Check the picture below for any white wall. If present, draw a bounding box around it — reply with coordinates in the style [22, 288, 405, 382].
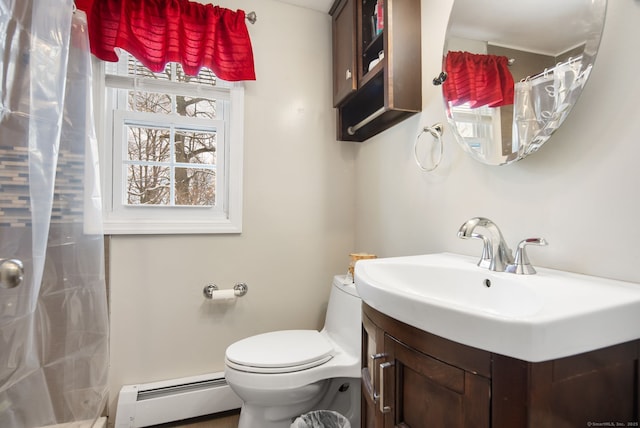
[355, 0, 640, 285]
[106, 0, 356, 421]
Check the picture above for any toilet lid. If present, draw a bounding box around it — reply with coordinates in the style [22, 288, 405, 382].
[225, 330, 334, 374]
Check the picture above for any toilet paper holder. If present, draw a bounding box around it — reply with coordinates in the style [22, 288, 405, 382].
[203, 282, 249, 299]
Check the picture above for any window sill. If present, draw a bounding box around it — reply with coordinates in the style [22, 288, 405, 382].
[103, 218, 242, 235]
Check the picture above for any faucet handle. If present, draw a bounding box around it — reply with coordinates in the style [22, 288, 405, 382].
[505, 238, 548, 275]
[470, 233, 491, 269]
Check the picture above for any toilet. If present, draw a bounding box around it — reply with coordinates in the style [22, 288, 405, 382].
[224, 275, 362, 428]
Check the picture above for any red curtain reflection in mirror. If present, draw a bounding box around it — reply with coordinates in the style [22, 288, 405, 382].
[76, 0, 255, 81]
[443, 51, 513, 108]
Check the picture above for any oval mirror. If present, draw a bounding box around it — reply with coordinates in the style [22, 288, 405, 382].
[439, 0, 607, 165]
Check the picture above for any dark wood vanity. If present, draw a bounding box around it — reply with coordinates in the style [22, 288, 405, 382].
[361, 303, 640, 427]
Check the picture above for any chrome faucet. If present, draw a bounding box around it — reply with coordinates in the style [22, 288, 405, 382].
[457, 217, 514, 272]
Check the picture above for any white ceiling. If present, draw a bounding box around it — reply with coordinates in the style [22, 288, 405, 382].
[274, 0, 333, 13]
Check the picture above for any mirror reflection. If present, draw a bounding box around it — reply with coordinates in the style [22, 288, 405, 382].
[441, 0, 607, 165]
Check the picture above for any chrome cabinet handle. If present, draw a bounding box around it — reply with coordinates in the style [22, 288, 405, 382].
[379, 361, 395, 414]
[0, 258, 24, 289]
[367, 353, 386, 402]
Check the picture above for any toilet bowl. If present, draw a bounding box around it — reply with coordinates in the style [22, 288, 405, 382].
[224, 275, 362, 428]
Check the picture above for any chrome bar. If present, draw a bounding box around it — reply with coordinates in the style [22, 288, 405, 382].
[203, 282, 249, 299]
[347, 107, 386, 136]
[368, 353, 387, 402]
[524, 55, 583, 81]
[379, 361, 394, 414]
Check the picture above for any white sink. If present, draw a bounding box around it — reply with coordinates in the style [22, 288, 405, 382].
[354, 252, 640, 362]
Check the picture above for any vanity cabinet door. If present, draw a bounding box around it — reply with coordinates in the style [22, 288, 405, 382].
[381, 336, 491, 428]
[361, 312, 385, 428]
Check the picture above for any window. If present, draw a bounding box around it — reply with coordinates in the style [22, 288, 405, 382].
[99, 52, 243, 234]
[448, 103, 502, 153]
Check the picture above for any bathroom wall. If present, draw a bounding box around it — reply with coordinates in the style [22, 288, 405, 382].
[107, 0, 640, 425]
[106, 0, 356, 424]
[355, 0, 640, 285]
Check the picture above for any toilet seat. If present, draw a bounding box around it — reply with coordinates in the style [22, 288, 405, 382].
[225, 330, 335, 374]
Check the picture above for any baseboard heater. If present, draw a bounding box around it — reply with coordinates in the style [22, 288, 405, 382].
[114, 372, 242, 427]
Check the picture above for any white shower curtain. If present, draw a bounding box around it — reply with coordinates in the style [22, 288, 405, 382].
[512, 57, 592, 157]
[0, 1, 109, 426]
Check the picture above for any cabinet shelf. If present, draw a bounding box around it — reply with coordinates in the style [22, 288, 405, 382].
[363, 31, 383, 58]
[359, 59, 383, 88]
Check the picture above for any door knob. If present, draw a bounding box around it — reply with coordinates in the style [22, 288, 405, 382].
[0, 259, 24, 289]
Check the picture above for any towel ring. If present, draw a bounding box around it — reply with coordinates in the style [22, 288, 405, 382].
[414, 123, 444, 172]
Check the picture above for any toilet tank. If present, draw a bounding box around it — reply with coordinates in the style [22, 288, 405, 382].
[322, 275, 362, 359]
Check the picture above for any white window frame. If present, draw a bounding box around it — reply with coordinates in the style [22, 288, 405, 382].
[449, 103, 502, 152]
[94, 58, 244, 235]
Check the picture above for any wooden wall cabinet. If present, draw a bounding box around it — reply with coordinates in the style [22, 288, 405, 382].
[331, 0, 357, 106]
[362, 304, 640, 427]
[329, 0, 422, 142]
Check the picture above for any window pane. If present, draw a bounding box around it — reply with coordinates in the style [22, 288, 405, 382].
[127, 91, 217, 118]
[181, 96, 217, 119]
[127, 165, 170, 205]
[128, 90, 172, 114]
[126, 126, 170, 162]
[174, 130, 216, 165]
[175, 168, 215, 206]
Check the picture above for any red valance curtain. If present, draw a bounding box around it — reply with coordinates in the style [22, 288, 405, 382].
[443, 51, 513, 108]
[76, 0, 256, 81]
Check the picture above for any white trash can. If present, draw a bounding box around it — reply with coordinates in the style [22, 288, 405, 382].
[290, 410, 351, 428]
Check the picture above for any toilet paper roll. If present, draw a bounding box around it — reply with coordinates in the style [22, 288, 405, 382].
[211, 289, 236, 302]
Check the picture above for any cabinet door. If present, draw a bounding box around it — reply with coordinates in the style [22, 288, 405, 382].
[331, 0, 357, 106]
[361, 312, 385, 428]
[381, 336, 491, 428]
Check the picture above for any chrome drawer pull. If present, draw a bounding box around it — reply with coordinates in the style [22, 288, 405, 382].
[379, 361, 395, 414]
[368, 353, 386, 402]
